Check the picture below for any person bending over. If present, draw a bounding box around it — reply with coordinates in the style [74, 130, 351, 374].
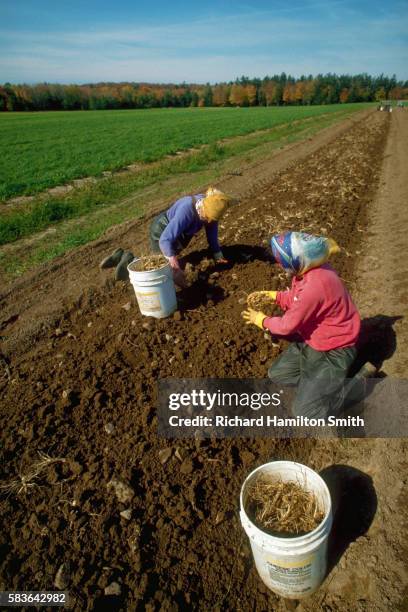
[242, 231, 375, 419]
[149, 187, 231, 287]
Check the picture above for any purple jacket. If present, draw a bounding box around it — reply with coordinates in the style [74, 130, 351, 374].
[159, 194, 220, 257]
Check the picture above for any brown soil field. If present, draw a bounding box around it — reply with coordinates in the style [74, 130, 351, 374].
[1, 110, 407, 611]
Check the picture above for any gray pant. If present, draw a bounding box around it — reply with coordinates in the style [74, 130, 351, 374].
[268, 342, 364, 419]
[149, 211, 192, 255]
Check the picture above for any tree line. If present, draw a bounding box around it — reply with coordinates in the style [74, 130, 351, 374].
[1, 73, 407, 112]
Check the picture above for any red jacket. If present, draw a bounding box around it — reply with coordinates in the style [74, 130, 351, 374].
[263, 264, 360, 351]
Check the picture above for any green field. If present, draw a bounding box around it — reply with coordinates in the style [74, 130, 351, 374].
[0, 104, 369, 200]
[0, 103, 373, 280]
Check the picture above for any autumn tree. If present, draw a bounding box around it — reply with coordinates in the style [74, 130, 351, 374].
[283, 82, 296, 105]
[302, 79, 316, 105]
[212, 84, 229, 106]
[245, 84, 257, 106]
[1, 73, 406, 111]
[339, 88, 349, 103]
[388, 86, 403, 101]
[229, 84, 246, 106]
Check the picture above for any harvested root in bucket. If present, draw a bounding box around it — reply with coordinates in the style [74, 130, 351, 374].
[246, 476, 324, 536]
[130, 254, 167, 272]
[247, 293, 279, 316]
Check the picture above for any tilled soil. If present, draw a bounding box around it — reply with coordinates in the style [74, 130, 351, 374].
[0, 111, 403, 611]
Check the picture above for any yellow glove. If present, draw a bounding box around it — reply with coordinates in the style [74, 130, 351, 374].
[242, 308, 267, 329]
[248, 290, 277, 302]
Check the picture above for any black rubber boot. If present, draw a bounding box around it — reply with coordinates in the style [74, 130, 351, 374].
[115, 251, 135, 281]
[100, 248, 124, 269]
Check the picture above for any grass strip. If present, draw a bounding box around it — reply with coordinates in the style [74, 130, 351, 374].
[0, 108, 364, 247]
[0, 103, 372, 200]
[0, 106, 368, 280]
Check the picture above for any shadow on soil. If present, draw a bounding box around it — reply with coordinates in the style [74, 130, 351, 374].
[320, 464, 377, 575]
[177, 244, 272, 310]
[351, 314, 403, 375]
[183, 243, 273, 267]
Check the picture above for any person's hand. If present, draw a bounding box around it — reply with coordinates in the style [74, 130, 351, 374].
[167, 255, 188, 287]
[248, 290, 277, 302]
[241, 308, 267, 329]
[168, 255, 180, 270]
[213, 250, 228, 265]
[172, 268, 187, 288]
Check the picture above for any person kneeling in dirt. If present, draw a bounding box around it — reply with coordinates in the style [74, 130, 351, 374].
[149, 187, 232, 288]
[242, 231, 376, 419]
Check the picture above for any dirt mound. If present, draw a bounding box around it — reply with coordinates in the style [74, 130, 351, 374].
[0, 113, 394, 610]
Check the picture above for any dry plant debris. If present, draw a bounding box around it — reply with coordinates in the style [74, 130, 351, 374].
[247, 293, 276, 312]
[0, 452, 66, 496]
[130, 254, 168, 272]
[246, 475, 324, 535]
[184, 262, 199, 285]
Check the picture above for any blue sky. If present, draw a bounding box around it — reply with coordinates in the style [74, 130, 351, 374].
[1, 0, 407, 84]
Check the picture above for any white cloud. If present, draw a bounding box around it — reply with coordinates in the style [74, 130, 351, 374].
[0, 8, 407, 82]
[1, 51, 406, 85]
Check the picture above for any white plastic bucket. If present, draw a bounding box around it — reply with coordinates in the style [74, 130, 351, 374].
[127, 257, 177, 318]
[240, 461, 332, 599]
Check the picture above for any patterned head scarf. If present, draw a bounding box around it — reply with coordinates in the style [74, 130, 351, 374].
[271, 231, 340, 275]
